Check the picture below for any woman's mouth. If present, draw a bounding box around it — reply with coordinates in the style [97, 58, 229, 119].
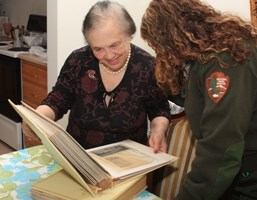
[106, 56, 121, 66]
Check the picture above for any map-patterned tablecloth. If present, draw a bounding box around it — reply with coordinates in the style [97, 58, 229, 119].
[0, 145, 161, 200]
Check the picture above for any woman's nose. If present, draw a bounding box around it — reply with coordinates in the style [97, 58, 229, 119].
[104, 48, 115, 59]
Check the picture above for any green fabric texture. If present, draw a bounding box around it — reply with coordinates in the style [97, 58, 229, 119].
[208, 142, 244, 199]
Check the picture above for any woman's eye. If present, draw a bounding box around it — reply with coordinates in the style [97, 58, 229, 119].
[111, 44, 118, 48]
[111, 42, 121, 49]
[94, 48, 103, 52]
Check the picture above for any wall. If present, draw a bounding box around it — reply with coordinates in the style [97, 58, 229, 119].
[206, 0, 250, 20]
[47, 0, 250, 128]
[47, 0, 251, 81]
[0, 0, 46, 28]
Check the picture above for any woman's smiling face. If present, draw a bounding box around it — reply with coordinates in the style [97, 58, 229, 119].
[86, 18, 131, 71]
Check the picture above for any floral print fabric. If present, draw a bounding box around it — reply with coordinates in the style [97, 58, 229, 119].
[0, 145, 160, 200]
[0, 145, 62, 200]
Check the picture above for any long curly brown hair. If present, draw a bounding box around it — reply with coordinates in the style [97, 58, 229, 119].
[141, 0, 257, 95]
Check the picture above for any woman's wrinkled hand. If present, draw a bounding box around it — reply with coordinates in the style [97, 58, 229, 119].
[22, 121, 42, 145]
[148, 132, 168, 153]
[148, 116, 170, 153]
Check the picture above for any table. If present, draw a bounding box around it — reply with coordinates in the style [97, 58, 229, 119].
[0, 145, 161, 200]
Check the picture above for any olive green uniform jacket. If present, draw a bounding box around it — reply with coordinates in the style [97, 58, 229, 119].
[176, 43, 257, 200]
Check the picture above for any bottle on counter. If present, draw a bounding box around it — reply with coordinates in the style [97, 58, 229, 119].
[13, 27, 21, 47]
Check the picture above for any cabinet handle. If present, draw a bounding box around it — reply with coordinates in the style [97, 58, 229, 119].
[32, 93, 39, 98]
[32, 74, 39, 78]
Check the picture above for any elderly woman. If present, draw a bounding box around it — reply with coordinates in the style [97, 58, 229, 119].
[23, 0, 171, 152]
[141, 0, 257, 199]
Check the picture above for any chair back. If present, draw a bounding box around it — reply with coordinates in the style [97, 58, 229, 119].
[152, 118, 196, 200]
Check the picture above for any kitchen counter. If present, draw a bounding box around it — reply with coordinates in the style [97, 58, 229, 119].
[0, 40, 47, 65]
[0, 48, 47, 66]
[19, 53, 47, 66]
[0, 37, 27, 58]
[0, 44, 28, 58]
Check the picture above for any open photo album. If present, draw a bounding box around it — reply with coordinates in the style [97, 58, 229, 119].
[9, 100, 178, 197]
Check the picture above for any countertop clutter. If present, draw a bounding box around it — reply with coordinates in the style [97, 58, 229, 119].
[0, 34, 47, 61]
[0, 14, 47, 58]
[0, 36, 26, 58]
[0, 35, 47, 61]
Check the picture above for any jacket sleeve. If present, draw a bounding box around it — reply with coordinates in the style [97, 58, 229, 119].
[176, 55, 257, 200]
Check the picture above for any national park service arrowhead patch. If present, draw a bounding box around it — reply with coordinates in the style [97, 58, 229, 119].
[206, 72, 229, 103]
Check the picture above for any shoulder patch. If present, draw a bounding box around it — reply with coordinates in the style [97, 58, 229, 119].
[206, 72, 229, 103]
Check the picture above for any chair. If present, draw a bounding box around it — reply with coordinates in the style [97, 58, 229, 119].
[150, 118, 196, 200]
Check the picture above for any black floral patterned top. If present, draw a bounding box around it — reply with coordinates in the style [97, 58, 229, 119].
[42, 44, 171, 149]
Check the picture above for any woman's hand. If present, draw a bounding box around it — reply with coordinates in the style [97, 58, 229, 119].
[148, 131, 168, 153]
[148, 116, 170, 153]
[21, 105, 55, 146]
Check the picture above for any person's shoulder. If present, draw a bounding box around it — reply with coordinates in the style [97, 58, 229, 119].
[66, 45, 95, 61]
[130, 44, 155, 73]
[72, 45, 92, 55]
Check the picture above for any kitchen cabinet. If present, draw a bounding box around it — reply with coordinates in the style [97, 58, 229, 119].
[21, 59, 47, 108]
[20, 55, 47, 147]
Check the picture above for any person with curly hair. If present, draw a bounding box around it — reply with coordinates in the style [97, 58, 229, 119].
[141, 0, 257, 199]
[22, 0, 171, 153]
